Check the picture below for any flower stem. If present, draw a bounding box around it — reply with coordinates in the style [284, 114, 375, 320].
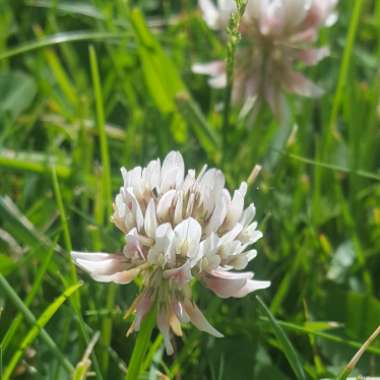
[222, 0, 247, 160]
[125, 308, 157, 380]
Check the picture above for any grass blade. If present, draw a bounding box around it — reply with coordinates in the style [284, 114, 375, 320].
[256, 296, 307, 380]
[89, 45, 112, 219]
[325, 0, 365, 149]
[2, 282, 81, 379]
[0, 149, 71, 178]
[0, 275, 75, 376]
[125, 307, 156, 380]
[72, 331, 101, 380]
[51, 166, 81, 311]
[0, 241, 55, 351]
[89, 44, 114, 374]
[0, 31, 130, 61]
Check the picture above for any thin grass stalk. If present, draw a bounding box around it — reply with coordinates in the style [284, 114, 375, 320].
[0, 274, 74, 374]
[125, 307, 157, 380]
[222, 0, 247, 160]
[52, 165, 81, 311]
[2, 283, 81, 380]
[89, 44, 114, 374]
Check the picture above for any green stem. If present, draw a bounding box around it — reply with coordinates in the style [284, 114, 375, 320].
[222, 0, 247, 161]
[125, 308, 157, 380]
[0, 274, 74, 374]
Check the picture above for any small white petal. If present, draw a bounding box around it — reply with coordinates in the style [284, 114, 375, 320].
[240, 203, 256, 227]
[72, 251, 126, 276]
[161, 151, 185, 192]
[157, 189, 176, 221]
[173, 192, 184, 225]
[199, 0, 220, 28]
[144, 199, 157, 239]
[183, 300, 223, 338]
[157, 310, 174, 355]
[91, 267, 140, 284]
[163, 260, 193, 286]
[232, 279, 271, 298]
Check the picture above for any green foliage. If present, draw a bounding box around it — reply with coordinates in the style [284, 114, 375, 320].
[0, 0, 379, 379]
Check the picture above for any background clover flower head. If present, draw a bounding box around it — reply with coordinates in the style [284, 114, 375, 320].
[194, 0, 338, 115]
[72, 151, 270, 354]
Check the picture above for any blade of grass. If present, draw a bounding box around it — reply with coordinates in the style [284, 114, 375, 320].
[52, 166, 81, 311]
[0, 149, 71, 178]
[89, 44, 114, 374]
[0, 196, 62, 254]
[256, 296, 307, 380]
[2, 282, 81, 380]
[89, 45, 112, 219]
[325, 0, 365, 150]
[0, 241, 55, 351]
[0, 274, 74, 375]
[285, 152, 380, 182]
[222, 0, 247, 160]
[125, 307, 157, 380]
[175, 92, 220, 159]
[336, 326, 380, 380]
[259, 317, 380, 356]
[0, 31, 131, 61]
[34, 25, 78, 108]
[72, 331, 101, 380]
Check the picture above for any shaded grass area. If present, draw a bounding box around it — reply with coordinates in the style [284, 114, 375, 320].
[0, 1, 380, 379]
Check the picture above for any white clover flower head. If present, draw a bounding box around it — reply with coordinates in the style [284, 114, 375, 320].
[194, 0, 338, 115]
[72, 151, 269, 354]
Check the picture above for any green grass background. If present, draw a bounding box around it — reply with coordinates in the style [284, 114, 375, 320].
[0, 0, 379, 379]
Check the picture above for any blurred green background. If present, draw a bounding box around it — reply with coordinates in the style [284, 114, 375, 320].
[0, 0, 379, 379]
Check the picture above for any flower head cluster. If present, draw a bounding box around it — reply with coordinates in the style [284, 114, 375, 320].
[72, 151, 269, 354]
[193, 0, 338, 114]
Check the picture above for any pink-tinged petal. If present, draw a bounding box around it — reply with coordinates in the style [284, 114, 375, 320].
[232, 279, 271, 298]
[192, 61, 225, 76]
[112, 193, 127, 233]
[91, 267, 140, 284]
[144, 199, 157, 239]
[157, 189, 176, 221]
[290, 27, 318, 43]
[297, 47, 330, 66]
[183, 300, 223, 338]
[210, 269, 253, 280]
[199, 0, 220, 28]
[163, 260, 192, 287]
[169, 307, 183, 336]
[72, 251, 126, 276]
[175, 301, 190, 323]
[208, 73, 227, 89]
[202, 271, 250, 298]
[124, 228, 145, 260]
[264, 81, 286, 117]
[283, 70, 323, 98]
[122, 188, 144, 231]
[157, 310, 174, 355]
[134, 293, 153, 330]
[161, 151, 184, 192]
